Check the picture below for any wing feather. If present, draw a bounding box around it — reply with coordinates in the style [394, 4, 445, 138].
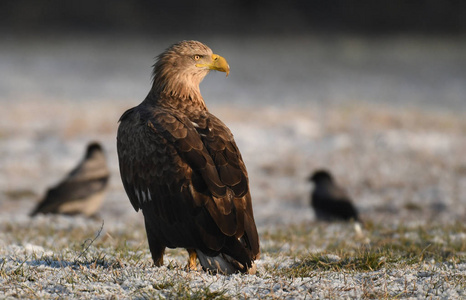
[117, 105, 259, 260]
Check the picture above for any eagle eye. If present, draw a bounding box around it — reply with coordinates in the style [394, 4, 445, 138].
[193, 55, 202, 61]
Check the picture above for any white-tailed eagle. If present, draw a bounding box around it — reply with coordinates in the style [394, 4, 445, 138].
[117, 40, 260, 274]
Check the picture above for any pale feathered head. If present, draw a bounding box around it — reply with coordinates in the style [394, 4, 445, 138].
[151, 40, 229, 99]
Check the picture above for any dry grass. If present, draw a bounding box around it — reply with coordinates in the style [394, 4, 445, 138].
[262, 221, 466, 278]
[1, 202, 465, 298]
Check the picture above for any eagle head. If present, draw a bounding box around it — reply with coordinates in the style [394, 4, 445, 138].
[151, 41, 230, 99]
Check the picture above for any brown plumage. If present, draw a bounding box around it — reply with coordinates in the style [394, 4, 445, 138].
[117, 40, 260, 274]
[309, 170, 360, 222]
[30, 142, 110, 217]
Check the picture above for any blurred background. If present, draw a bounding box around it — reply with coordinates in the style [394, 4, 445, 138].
[2, 0, 466, 35]
[1, 0, 465, 227]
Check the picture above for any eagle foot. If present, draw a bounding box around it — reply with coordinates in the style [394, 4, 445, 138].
[186, 249, 198, 271]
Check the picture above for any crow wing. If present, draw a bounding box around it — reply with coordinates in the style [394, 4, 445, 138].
[30, 162, 109, 215]
[312, 185, 359, 221]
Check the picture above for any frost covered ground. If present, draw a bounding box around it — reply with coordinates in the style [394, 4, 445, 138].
[1, 35, 466, 298]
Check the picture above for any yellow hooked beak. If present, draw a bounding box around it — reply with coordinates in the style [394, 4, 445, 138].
[196, 54, 230, 77]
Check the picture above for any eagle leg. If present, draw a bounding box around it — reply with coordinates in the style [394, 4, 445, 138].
[186, 248, 198, 270]
[153, 253, 164, 267]
[144, 219, 166, 266]
[148, 239, 165, 267]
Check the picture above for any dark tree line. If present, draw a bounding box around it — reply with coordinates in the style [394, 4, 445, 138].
[1, 0, 465, 35]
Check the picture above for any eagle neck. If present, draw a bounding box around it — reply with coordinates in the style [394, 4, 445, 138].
[145, 89, 207, 113]
[147, 55, 211, 112]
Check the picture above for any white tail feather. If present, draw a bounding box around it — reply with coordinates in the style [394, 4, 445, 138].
[196, 251, 257, 275]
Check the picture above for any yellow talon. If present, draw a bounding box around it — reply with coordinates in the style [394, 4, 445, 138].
[187, 249, 198, 270]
